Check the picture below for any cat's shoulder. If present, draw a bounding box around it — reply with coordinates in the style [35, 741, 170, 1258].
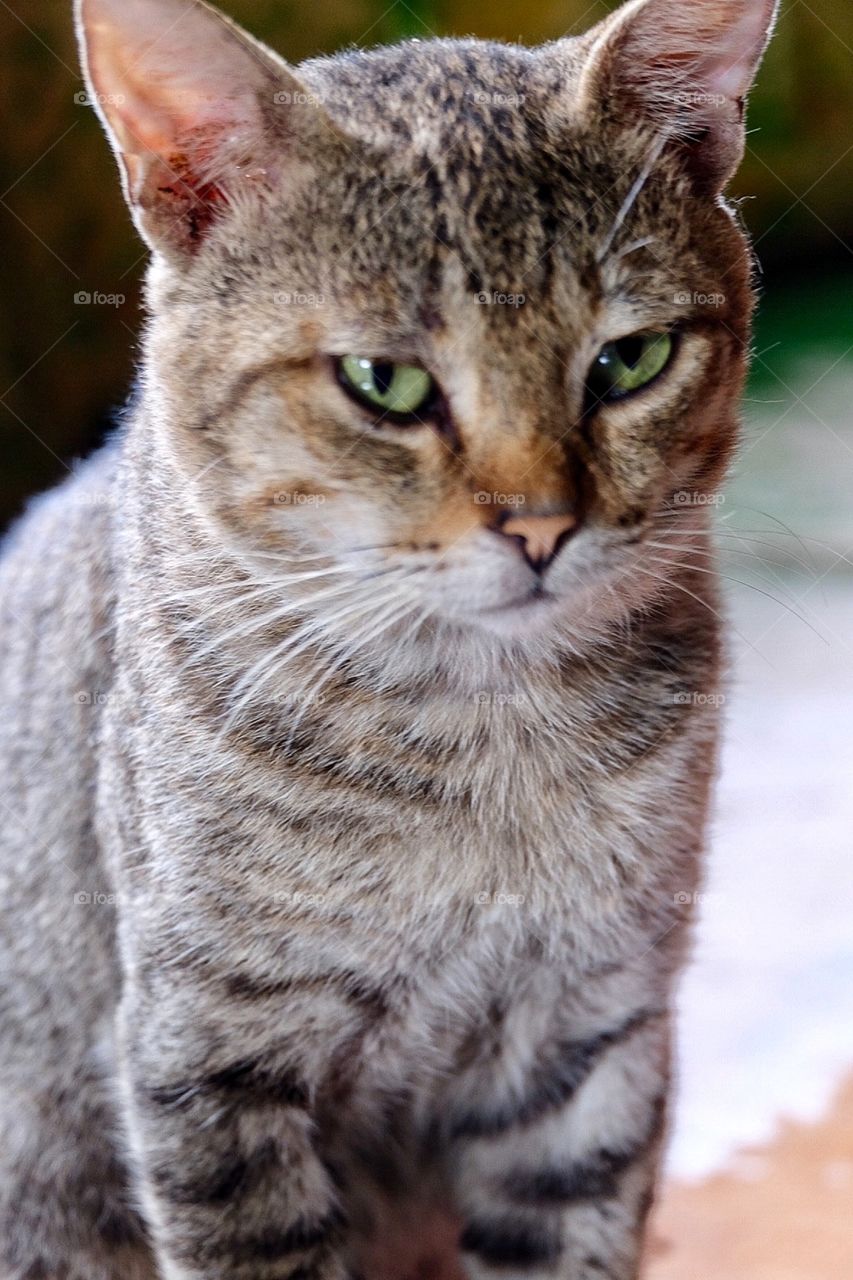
[0, 435, 123, 610]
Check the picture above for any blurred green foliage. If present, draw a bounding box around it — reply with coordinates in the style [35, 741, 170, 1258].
[1, 0, 851, 529]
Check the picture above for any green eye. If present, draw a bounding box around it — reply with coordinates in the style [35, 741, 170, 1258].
[587, 331, 674, 405]
[337, 355, 435, 420]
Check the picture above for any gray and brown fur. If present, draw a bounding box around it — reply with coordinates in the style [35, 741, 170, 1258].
[0, 0, 777, 1276]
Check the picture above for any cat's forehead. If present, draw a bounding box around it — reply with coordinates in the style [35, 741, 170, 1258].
[298, 37, 589, 161]
[190, 35, 710, 348]
[290, 38, 651, 300]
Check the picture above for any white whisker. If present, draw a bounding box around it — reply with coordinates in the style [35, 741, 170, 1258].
[215, 581, 413, 739]
[596, 131, 670, 264]
[182, 576, 387, 671]
[643, 553, 829, 644]
[633, 559, 773, 665]
[279, 592, 421, 749]
[647, 538, 817, 579]
[612, 235, 657, 261]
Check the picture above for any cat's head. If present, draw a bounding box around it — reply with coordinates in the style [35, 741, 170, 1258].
[77, 0, 777, 652]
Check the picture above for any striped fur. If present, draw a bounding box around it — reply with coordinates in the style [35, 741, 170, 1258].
[0, 0, 777, 1276]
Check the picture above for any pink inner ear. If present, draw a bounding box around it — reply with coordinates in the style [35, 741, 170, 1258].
[90, 35, 255, 163]
[81, 0, 279, 183]
[588, 0, 777, 113]
[78, 0, 317, 253]
[90, 45, 264, 230]
[699, 3, 776, 102]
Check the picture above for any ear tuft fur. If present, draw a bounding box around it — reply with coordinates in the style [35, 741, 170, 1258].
[577, 0, 779, 190]
[75, 0, 330, 258]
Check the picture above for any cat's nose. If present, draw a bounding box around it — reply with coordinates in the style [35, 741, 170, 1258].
[492, 510, 578, 574]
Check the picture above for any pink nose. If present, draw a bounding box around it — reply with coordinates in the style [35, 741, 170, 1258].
[494, 511, 578, 573]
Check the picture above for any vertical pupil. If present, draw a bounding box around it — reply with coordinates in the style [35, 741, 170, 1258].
[372, 362, 394, 397]
[615, 336, 646, 370]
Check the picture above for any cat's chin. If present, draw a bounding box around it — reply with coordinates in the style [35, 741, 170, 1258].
[457, 588, 570, 641]
[438, 570, 644, 650]
[475, 588, 559, 627]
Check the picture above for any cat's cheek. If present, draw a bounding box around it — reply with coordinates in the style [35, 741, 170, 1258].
[264, 493, 388, 559]
[581, 347, 737, 518]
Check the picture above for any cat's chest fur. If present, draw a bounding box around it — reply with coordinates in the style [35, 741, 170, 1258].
[95, 444, 718, 998]
[103, 590, 713, 994]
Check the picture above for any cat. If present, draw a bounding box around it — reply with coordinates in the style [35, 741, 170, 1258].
[0, 0, 778, 1277]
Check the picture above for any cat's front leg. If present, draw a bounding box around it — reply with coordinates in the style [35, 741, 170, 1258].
[446, 1000, 670, 1280]
[116, 991, 348, 1280]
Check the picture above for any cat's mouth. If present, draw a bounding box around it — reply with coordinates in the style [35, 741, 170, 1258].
[467, 582, 565, 634]
[478, 584, 557, 616]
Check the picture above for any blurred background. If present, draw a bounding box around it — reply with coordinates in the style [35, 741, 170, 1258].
[1, 0, 851, 1274]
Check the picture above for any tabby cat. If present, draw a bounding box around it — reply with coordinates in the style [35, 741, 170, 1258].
[0, 0, 777, 1276]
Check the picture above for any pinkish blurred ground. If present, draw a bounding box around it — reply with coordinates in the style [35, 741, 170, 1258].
[647, 1073, 853, 1278]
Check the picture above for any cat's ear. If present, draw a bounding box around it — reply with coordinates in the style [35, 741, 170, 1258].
[577, 0, 779, 191]
[75, 0, 329, 259]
